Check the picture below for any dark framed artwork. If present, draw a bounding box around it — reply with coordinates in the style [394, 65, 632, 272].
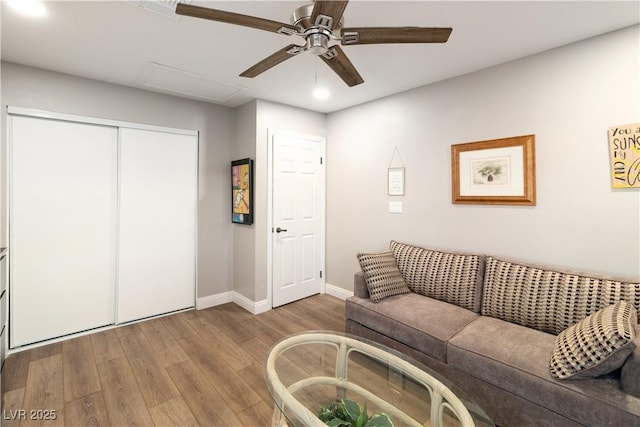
[231, 158, 254, 224]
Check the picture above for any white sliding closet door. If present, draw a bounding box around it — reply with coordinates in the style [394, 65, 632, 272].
[117, 128, 197, 323]
[10, 116, 118, 347]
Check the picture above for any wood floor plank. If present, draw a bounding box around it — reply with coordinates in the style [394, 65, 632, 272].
[158, 311, 197, 340]
[254, 309, 302, 337]
[166, 360, 242, 427]
[185, 316, 254, 372]
[1, 388, 25, 427]
[20, 354, 65, 427]
[62, 336, 101, 402]
[2, 351, 32, 392]
[148, 396, 198, 427]
[90, 329, 124, 364]
[177, 334, 263, 414]
[236, 361, 272, 404]
[64, 392, 110, 427]
[286, 295, 345, 331]
[28, 342, 62, 363]
[244, 316, 289, 348]
[236, 399, 275, 427]
[200, 305, 256, 344]
[137, 317, 190, 368]
[118, 331, 180, 407]
[238, 336, 272, 365]
[96, 357, 154, 427]
[114, 322, 143, 338]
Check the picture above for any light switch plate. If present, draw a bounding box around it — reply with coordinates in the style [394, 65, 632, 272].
[389, 201, 403, 213]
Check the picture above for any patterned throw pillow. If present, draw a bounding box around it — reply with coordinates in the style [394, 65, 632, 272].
[482, 256, 640, 335]
[389, 241, 485, 312]
[549, 301, 637, 379]
[357, 251, 411, 302]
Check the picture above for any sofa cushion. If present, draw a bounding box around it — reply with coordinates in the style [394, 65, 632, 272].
[356, 251, 411, 302]
[448, 316, 640, 427]
[550, 301, 637, 379]
[345, 293, 478, 362]
[389, 241, 485, 312]
[482, 256, 640, 335]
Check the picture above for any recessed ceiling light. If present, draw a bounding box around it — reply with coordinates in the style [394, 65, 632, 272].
[6, 0, 47, 18]
[313, 87, 330, 100]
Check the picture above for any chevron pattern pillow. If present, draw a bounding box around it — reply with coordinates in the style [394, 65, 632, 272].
[357, 251, 411, 302]
[482, 256, 640, 335]
[550, 301, 637, 379]
[389, 241, 485, 312]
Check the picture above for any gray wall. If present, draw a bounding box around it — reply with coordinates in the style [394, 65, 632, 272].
[326, 25, 640, 292]
[1, 62, 235, 299]
[233, 100, 258, 300]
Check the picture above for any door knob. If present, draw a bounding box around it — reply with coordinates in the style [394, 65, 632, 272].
[276, 227, 288, 233]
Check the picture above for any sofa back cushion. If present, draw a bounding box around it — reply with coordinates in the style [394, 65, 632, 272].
[482, 256, 640, 335]
[389, 241, 485, 312]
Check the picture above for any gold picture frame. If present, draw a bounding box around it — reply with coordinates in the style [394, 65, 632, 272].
[451, 134, 536, 206]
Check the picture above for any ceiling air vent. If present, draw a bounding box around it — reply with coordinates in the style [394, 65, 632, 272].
[128, 0, 189, 20]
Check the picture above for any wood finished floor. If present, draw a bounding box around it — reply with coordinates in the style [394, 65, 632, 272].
[1, 294, 345, 427]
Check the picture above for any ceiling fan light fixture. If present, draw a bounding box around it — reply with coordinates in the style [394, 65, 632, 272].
[312, 86, 330, 100]
[306, 33, 329, 55]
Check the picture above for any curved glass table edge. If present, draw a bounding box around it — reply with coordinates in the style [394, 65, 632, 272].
[265, 330, 494, 427]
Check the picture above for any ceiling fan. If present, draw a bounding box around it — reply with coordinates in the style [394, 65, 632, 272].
[175, 1, 452, 87]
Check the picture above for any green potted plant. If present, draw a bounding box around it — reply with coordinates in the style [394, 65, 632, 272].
[318, 399, 393, 427]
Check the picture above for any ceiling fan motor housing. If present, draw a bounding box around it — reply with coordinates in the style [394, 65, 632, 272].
[292, 4, 343, 56]
[291, 3, 343, 34]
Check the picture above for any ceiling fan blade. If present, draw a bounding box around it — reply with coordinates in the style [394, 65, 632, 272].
[176, 3, 298, 34]
[240, 44, 304, 78]
[310, 0, 349, 28]
[320, 45, 363, 87]
[341, 27, 452, 45]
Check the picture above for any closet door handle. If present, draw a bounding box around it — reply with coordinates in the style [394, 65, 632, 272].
[276, 227, 288, 233]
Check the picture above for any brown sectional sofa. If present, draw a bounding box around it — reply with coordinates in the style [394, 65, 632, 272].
[345, 241, 640, 427]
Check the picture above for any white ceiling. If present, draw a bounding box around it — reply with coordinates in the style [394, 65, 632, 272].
[2, 1, 639, 113]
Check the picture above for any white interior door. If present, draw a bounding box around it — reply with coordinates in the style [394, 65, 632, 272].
[117, 128, 197, 323]
[10, 115, 118, 347]
[272, 131, 325, 308]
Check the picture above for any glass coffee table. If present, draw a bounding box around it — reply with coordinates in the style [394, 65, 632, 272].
[266, 331, 493, 427]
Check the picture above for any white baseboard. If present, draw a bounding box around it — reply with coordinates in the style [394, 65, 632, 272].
[324, 282, 353, 300]
[233, 292, 270, 315]
[197, 291, 269, 314]
[196, 291, 233, 309]
[197, 285, 352, 314]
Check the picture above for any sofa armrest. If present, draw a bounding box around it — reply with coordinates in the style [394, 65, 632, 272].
[354, 271, 370, 299]
[621, 336, 640, 397]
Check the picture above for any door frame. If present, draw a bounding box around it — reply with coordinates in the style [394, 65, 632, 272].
[266, 128, 326, 309]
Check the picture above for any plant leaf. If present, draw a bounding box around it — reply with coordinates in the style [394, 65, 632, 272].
[364, 413, 393, 427]
[326, 418, 352, 427]
[341, 399, 362, 421]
